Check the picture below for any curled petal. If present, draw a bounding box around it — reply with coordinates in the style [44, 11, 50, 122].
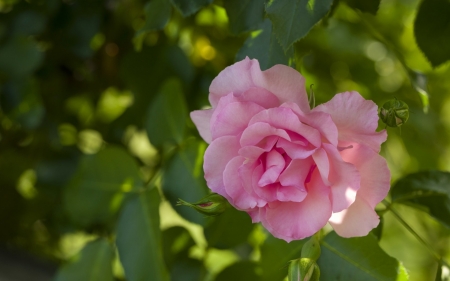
[241, 87, 280, 108]
[240, 122, 290, 147]
[190, 109, 213, 143]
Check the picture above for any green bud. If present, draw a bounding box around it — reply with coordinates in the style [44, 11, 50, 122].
[176, 193, 229, 216]
[301, 235, 321, 261]
[379, 99, 409, 127]
[288, 258, 320, 281]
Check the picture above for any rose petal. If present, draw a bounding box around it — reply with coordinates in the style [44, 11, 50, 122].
[210, 101, 264, 140]
[224, 156, 259, 210]
[313, 91, 387, 152]
[240, 122, 290, 147]
[276, 185, 308, 202]
[260, 170, 332, 242]
[277, 137, 316, 159]
[323, 143, 361, 212]
[258, 150, 285, 186]
[251, 64, 310, 113]
[279, 158, 313, 189]
[241, 87, 280, 108]
[204, 135, 240, 199]
[249, 107, 321, 147]
[312, 148, 331, 186]
[339, 143, 390, 208]
[190, 109, 213, 143]
[329, 197, 380, 237]
[252, 163, 277, 202]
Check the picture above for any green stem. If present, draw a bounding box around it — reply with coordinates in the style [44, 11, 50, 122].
[381, 200, 450, 268]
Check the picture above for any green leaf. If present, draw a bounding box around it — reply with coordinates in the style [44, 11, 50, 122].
[224, 0, 265, 35]
[318, 232, 409, 281]
[170, 0, 213, 17]
[391, 170, 450, 228]
[205, 208, 254, 249]
[260, 235, 306, 281]
[145, 78, 188, 147]
[116, 187, 169, 281]
[266, 0, 334, 51]
[170, 258, 204, 281]
[138, 0, 172, 34]
[215, 261, 261, 281]
[162, 226, 196, 268]
[236, 19, 294, 70]
[0, 35, 44, 77]
[414, 0, 450, 67]
[342, 0, 381, 14]
[163, 138, 209, 224]
[54, 239, 114, 281]
[63, 146, 143, 228]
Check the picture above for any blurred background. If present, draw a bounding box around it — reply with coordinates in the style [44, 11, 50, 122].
[0, 0, 449, 280]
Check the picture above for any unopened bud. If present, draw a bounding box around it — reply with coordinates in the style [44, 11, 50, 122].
[288, 258, 320, 281]
[379, 99, 409, 127]
[301, 235, 321, 261]
[176, 193, 229, 216]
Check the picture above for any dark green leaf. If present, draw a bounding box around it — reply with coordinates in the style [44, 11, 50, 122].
[170, 0, 213, 17]
[163, 138, 209, 224]
[0, 36, 44, 77]
[63, 146, 143, 228]
[236, 19, 294, 70]
[138, 0, 172, 34]
[319, 232, 409, 281]
[266, 0, 334, 51]
[54, 239, 114, 281]
[170, 258, 203, 281]
[260, 234, 306, 281]
[215, 261, 261, 281]
[145, 78, 188, 147]
[391, 170, 450, 228]
[162, 226, 196, 268]
[224, 0, 265, 35]
[116, 187, 169, 281]
[342, 0, 381, 14]
[205, 208, 254, 249]
[414, 0, 450, 67]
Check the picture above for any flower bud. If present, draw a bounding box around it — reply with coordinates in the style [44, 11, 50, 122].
[176, 193, 229, 216]
[288, 258, 320, 281]
[301, 235, 321, 261]
[379, 99, 409, 127]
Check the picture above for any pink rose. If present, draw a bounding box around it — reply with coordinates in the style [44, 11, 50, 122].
[190, 58, 390, 242]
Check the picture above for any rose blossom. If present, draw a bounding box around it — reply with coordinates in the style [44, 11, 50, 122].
[190, 58, 390, 242]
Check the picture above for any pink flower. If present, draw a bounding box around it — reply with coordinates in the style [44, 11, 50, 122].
[190, 58, 390, 242]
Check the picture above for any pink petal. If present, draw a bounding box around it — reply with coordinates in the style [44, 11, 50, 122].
[276, 185, 308, 202]
[279, 158, 313, 189]
[329, 197, 380, 237]
[339, 143, 390, 209]
[240, 122, 290, 147]
[248, 107, 321, 147]
[210, 101, 264, 140]
[258, 150, 285, 186]
[313, 91, 387, 152]
[203, 135, 240, 199]
[260, 170, 332, 242]
[209, 58, 258, 107]
[238, 160, 267, 207]
[252, 163, 277, 202]
[190, 109, 213, 143]
[252, 64, 310, 113]
[312, 148, 331, 186]
[223, 156, 259, 210]
[323, 143, 361, 212]
[241, 87, 280, 108]
[247, 208, 261, 223]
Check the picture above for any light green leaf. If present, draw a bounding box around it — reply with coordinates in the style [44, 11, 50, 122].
[145, 78, 188, 147]
[63, 146, 143, 228]
[224, 0, 265, 35]
[319, 232, 409, 281]
[391, 170, 450, 228]
[414, 0, 450, 67]
[138, 0, 172, 34]
[236, 19, 294, 70]
[266, 0, 334, 51]
[260, 235, 306, 281]
[342, 0, 381, 15]
[54, 239, 114, 281]
[116, 187, 169, 281]
[170, 0, 213, 17]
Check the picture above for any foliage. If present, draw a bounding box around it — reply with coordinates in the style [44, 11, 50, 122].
[0, 0, 450, 281]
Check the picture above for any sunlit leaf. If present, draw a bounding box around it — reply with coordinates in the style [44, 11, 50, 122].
[54, 239, 114, 281]
[116, 187, 169, 281]
[138, 0, 172, 34]
[215, 261, 261, 281]
[145, 78, 188, 148]
[409, 70, 429, 113]
[319, 232, 409, 281]
[391, 170, 450, 228]
[63, 146, 143, 228]
[170, 0, 213, 17]
[342, 0, 381, 14]
[260, 235, 306, 281]
[414, 0, 450, 67]
[266, 0, 334, 51]
[224, 0, 265, 35]
[236, 19, 294, 70]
